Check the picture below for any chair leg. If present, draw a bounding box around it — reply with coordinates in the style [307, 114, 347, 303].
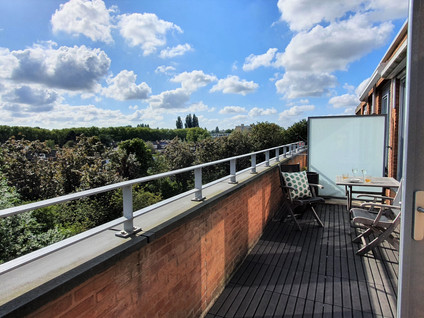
[288, 206, 302, 231]
[310, 205, 324, 227]
[352, 228, 374, 243]
[356, 227, 398, 255]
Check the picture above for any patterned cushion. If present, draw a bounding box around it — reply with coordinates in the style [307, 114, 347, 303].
[282, 171, 312, 199]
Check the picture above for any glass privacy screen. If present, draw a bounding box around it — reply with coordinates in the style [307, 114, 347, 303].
[308, 115, 386, 198]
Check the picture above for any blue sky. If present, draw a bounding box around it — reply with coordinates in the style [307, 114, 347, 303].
[0, 0, 408, 130]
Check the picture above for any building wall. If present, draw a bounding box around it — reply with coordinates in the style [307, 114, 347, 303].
[24, 156, 302, 318]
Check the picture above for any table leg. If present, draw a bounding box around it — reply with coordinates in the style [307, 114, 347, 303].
[344, 185, 351, 211]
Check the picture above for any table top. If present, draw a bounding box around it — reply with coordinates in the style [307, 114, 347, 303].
[335, 176, 400, 188]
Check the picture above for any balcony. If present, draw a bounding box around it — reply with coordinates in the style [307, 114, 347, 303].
[0, 144, 398, 317]
[206, 204, 398, 317]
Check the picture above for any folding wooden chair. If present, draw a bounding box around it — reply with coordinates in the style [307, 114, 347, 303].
[350, 180, 402, 255]
[279, 164, 325, 230]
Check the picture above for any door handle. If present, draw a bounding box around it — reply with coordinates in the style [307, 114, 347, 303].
[414, 191, 424, 240]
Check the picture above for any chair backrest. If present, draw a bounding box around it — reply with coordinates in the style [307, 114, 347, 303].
[281, 171, 312, 200]
[279, 164, 300, 173]
[392, 179, 403, 219]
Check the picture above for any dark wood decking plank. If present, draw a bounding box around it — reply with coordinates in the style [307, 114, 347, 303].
[253, 289, 273, 318]
[206, 204, 398, 318]
[272, 293, 289, 318]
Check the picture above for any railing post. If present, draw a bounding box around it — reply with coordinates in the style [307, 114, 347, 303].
[251, 154, 257, 174]
[276, 148, 280, 162]
[265, 151, 270, 167]
[283, 146, 287, 158]
[116, 185, 141, 238]
[229, 159, 238, 184]
[192, 167, 205, 201]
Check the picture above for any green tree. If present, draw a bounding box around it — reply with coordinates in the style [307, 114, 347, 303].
[249, 122, 285, 151]
[186, 127, 210, 142]
[176, 116, 183, 129]
[185, 114, 193, 128]
[283, 119, 307, 144]
[0, 137, 61, 201]
[117, 138, 153, 178]
[192, 114, 199, 128]
[163, 137, 195, 191]
[0, 171, 70, 264]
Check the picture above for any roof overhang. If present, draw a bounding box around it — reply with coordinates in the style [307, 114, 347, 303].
[358, 20, 408, 102]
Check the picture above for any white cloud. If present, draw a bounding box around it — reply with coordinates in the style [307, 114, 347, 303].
[277, 0, 407, 32]
[329, 94, 359, 108]
[2, 85, 59, 110]
[160, 43, 193, 58]
[0, 102, 148, 128]
[0, 44, 110, 91]
[118, 13, 182, 56]
[277, 0, 363, 32]
[148, 88, 190, 109]
[231, 114, 248, 121]
[102, 70, 151, 100]
[155, 65, 176, 74]
[243, 48, 278, 71]
[51, 0, 114, 43]
[273, 1, 406, 100]
[275, 71, 337, 99]
[275, 14, 394, 73]
[248, 107, 277, 117]
[219, 106, 246, 114]
[356, 77, 370, 96]
[279, 105, 315, 123]
[364, 0, 409, 23]
[171, 70, 217, 93]
[210, 75, 258, 95]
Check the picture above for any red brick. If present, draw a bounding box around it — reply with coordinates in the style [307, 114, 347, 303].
[59, 295, 95, 318]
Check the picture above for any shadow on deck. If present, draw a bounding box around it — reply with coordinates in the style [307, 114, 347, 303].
[206, 203, 398, 318]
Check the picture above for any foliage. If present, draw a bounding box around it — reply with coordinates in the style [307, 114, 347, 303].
[185, 114, 192, 128]
[0, 212, 72, 264]
[176, 116, 183, 129]
[192, 114, 199, 128]
[116, 138, 153, 178]
[162, 137, 195, 191]
[249, 122, 285, 151]
[0, 171, 71, 264]
[0, 137, 61, 201]
[283, 119, 308, 144]
[55, 136, 122, 194]
[184, 114, 199, 128]
[0, 125, 189, 146]
[223, 131, 253, 170]
[194, 137, 227, 183]
[186, 127, 210, 142]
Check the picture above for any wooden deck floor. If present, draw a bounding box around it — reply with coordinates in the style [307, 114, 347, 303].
[206, 204, 398, 318]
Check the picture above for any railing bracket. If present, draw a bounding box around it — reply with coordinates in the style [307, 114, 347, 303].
[115, 227, 142, 238]
[191, 196, 206, 202]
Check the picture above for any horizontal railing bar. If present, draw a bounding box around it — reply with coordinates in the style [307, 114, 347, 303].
[0, 145, 305, 273]
[0, 216, 128, 275]
[0, 142, 303, 218]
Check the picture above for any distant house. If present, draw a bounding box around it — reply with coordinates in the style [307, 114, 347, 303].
[234, 124, 251, 132]
[355, 21, 407, 180]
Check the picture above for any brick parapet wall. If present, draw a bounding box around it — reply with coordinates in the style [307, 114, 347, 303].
[21, 155, 302, 318]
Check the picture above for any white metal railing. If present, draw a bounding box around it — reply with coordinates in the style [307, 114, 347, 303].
[0, 141, 305, 273]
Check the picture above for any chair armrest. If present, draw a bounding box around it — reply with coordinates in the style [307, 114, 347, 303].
[360, 203, 401, 210]
[309, 183, 324, 189]
[357, 194, 394, 201]
[281, 185, 295, 191]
